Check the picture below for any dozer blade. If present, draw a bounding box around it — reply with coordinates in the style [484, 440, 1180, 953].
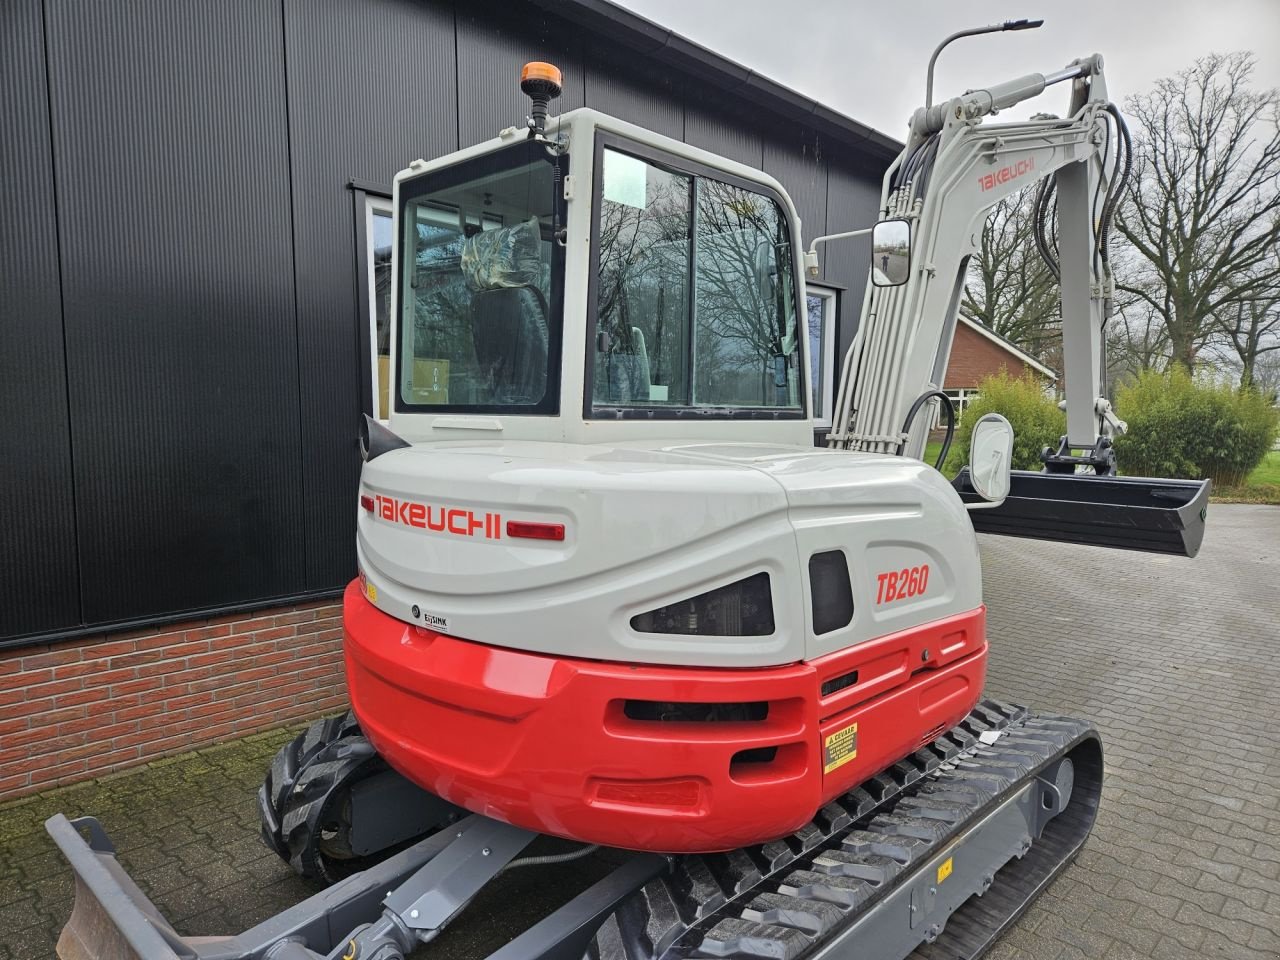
[954, 468, 1210, 557]
[46, 816, 203, 960]
[45, 811, 466, 960]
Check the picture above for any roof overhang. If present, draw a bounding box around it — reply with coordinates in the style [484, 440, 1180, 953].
[957, 315, 1058, 380]
[525, 0, 904, 163]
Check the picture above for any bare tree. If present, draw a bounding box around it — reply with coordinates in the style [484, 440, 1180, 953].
[1106, 299, 1171, 387]
[1212, 266, 1280, 388]
[1250, 350, 1280, 402]
[1116, 52, 1280, 372]
[961, 189, 1060, 360]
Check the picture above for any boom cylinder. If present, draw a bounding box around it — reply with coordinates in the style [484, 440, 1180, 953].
[914, 56, 1101, 137]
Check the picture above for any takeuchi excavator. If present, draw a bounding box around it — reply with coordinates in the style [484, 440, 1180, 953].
[47, 24, 1210, 960]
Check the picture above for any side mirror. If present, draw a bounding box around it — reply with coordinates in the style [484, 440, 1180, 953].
[871, 219, 911, 287]
[968, 413, 1014, 503]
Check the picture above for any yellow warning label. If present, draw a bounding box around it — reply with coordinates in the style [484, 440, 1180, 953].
[937, 857, 953, 884]
[365, 581, 377, 602]
[823, 722, 858, 774]
[411, 359, 450, 404]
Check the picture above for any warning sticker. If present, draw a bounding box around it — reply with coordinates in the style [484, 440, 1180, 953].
[937, 856, 953, 884]
[411, 359, 450, 404]
[823, 722, 858, 774]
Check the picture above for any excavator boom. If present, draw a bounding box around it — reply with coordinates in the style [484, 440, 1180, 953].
[820, 52, 1209, 555]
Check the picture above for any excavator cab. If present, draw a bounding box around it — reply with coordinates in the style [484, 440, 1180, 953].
[387, 107, 811, 449]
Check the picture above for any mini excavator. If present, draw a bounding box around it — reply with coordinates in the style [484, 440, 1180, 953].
[47, 23, 1209, 960]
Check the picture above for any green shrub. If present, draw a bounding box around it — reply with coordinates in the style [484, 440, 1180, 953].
[1113, 367, 1279, 486]
[942, 371, 1065, 474]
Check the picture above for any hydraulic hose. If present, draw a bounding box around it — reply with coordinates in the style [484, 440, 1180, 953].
[1098, 103, 1132, 273]
[898, 390, 956, 470]
[502, 844, 600, 872]
[1033, 176, 1060, 281]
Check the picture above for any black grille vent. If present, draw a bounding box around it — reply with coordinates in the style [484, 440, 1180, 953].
[820, 670, 860, 697]
[809, 551, 854, 635]
[622, 701, 769, 723]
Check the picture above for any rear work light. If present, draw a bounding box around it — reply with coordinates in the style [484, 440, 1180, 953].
[506, 520, 565, 541]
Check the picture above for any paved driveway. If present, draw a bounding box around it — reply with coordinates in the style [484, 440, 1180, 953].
[2, 505, 1278, 959]
[979, 503, 1280, 959]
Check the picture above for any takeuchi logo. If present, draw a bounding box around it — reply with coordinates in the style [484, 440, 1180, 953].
[373, 494, 502, 540]
[978, 157, 1035, 192]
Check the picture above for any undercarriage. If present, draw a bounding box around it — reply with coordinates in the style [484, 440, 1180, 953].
[47, 701, 1100, 960]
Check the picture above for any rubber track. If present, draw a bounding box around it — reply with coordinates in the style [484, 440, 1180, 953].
[589, 700, 1094, 960]
[279, 733, 380, 881]
[258, 712, 385, 882]
[258, 712, 363, 861]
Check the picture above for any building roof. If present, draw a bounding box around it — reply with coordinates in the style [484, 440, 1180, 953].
[528, 0, 904, 162]
[957, 315, 1058, 380]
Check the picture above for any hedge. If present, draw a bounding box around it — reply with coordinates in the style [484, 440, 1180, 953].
[942, 371, 1065, 475]
[1113, 368, 1279, 487]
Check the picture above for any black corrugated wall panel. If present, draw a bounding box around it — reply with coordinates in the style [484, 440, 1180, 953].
[0, 0, 80, 641]
[457, 0, 585, 148]
[763, 125, 828, 270]
[583, 37, 683, 140]
[43, 0, 306, 624]
[684, 91, 764, 169]
[824, 160, 883, 359]
[283, 0, 459, 591]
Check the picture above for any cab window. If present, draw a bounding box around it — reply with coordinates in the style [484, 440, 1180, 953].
[590, 145, 802, 417]
[397, 140, 565, 414]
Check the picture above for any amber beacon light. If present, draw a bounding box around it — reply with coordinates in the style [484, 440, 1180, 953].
[520, 61, 562, 136]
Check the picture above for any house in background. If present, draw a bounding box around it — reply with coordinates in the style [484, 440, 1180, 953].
[941, 315, 1058, 421]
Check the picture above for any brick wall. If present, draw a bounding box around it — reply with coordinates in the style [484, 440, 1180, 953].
[944, 323, 1044, 389]
[0, 600, 347, 801]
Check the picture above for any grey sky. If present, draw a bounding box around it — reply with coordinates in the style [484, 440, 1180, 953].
[611, 0, 1280, 140]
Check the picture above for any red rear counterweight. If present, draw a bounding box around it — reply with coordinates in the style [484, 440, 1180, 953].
[343, 580, 987, 853]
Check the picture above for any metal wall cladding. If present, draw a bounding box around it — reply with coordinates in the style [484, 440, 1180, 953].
[42, 0, 305, 624]
[583, 38, 683, 140]
[824, 161, 884, 359]
[764, 124, 829, 269]
[283, 0, 459, 590]
[684, 87, 765, 169]
[6, 0, 893, 645]
[0, 0, 80, 641]
[456, 0, 586, 148]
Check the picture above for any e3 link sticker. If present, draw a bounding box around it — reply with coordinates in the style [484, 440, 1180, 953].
[823, 722, 858, 774]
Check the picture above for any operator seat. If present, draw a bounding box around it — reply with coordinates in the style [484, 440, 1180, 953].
[470, 286, 549, 404]
[461, 217, 549, 404]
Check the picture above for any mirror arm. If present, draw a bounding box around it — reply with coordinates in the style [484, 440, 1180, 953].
[805, 227, 874, 279]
